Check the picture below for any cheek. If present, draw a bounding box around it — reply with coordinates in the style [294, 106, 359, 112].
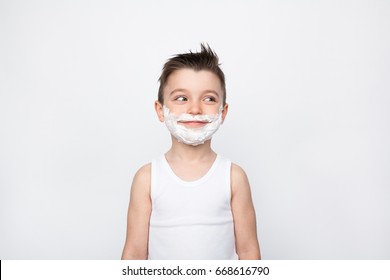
[163, 104, 183, 115]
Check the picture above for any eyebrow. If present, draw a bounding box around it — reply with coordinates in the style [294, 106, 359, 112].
[169, 88, 220, 96]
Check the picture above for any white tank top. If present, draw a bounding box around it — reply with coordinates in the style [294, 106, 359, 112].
[148, 154, 238, 260]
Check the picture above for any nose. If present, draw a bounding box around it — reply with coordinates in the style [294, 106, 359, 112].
[187, 101, 202, 115]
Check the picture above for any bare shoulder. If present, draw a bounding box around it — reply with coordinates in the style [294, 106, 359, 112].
[131, 163, 152, 195]
[134, 163, 151, 181]
[231, 163, 248, 179]
[231, 163, 250, 194]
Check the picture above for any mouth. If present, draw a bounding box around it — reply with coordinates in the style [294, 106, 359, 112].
[178, 121, 209, 128]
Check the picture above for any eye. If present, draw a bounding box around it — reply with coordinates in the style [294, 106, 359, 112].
[174, 96, 188, 102]
[203, 96, 217, 102]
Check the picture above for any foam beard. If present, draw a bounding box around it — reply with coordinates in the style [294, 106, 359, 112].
[163, 105, 223, 146]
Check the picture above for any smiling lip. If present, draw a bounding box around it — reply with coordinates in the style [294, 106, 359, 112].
[178, 121, 209, 127]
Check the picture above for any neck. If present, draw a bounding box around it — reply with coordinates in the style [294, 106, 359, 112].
[166, 136, 216, 161]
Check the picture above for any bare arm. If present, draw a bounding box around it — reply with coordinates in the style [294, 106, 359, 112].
[231, 163, 261, 260]
[121, 164, 152, 260]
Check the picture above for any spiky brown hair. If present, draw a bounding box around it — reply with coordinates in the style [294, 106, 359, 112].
[158, 43, 226, 105]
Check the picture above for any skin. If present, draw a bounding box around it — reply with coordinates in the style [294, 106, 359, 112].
[121, 69, 261, 260]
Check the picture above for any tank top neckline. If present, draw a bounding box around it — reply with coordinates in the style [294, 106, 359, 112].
[161, 154, 221, 187]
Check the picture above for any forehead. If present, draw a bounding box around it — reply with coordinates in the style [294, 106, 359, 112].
[164, 69, 223, 95]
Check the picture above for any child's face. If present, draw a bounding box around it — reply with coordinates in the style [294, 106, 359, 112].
[156, 69, 228, 127]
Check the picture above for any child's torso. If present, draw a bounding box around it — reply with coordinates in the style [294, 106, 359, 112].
[148, 154, 238, 260]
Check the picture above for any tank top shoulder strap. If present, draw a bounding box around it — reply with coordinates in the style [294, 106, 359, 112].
[150, 155, 168, 201]
[214, 154, 232, 200]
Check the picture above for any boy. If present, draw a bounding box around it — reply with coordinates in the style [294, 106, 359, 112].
[121, 44, 260, 260]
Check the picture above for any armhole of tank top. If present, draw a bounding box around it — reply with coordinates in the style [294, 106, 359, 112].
[226, 158, 232, 204]
[150, 158, 156, 201]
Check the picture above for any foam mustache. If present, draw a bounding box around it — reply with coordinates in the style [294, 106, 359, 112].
[163, 106, 222, 123]
[162, 105, 223, 145]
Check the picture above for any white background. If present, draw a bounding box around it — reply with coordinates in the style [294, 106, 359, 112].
[0, 0, 389, 259]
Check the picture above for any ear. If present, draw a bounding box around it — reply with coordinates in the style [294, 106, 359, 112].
[221, 103, 229, 123]
[155, 100, 165, 122]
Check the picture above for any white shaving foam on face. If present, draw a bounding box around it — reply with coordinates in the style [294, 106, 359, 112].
[163, 105, 223, 146]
